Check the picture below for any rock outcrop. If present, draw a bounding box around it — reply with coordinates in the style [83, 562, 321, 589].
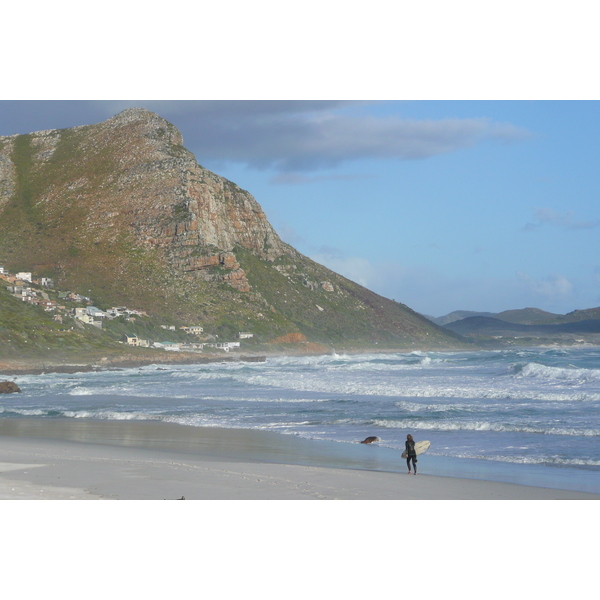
[0, 381, 21, 393]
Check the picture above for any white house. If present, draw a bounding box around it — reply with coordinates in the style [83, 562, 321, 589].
[86, 306, 110, 319]
[238, 332, 254, 339]
[159, 341, 181, 351]
[216, 342, 240, 352]
[185, 326, 204, 335]
[16, 272, 32, 282]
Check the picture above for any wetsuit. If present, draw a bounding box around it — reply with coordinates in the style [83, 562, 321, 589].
[406, 440, 417, 473]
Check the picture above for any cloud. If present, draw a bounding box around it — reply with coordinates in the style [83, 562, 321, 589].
[523, 207, 600, 231]
[184, 109, 530, 172]
[117, 101, 528, 173]
[0, 100, 530, 175]
[517, 272, 574, 299]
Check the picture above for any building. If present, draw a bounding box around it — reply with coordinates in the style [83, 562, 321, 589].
[86, 306, 110, 319]
[238, 332, 254, 339]
[16, 272, 32, 282]
[185, 326, 204, 335]
[216, 342, 240, 352]
[158, 341, 181, 351]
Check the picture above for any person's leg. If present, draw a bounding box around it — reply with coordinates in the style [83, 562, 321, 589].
[406, 457, 412, 473]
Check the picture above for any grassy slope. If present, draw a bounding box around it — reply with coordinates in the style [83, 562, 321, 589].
[0, 284, 118, 359]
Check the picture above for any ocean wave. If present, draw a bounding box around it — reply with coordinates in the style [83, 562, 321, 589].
[0, 407, 48, 416]
[452, 453, 600, 468]
[370, 419, 600, 436]
[512, 362, 600, 382]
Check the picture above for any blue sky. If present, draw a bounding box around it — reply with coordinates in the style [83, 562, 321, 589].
[1, 100, 599, 317]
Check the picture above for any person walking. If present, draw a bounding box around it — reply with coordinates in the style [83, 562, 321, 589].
[405, 434, 417, 475]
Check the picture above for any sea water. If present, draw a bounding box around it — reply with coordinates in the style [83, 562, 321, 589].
[3, 347, 600, 493]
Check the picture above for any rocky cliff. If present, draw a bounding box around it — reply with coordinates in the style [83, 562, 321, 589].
[0, 108, 464, 349]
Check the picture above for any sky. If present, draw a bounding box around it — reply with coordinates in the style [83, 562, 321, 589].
[1, 100, 598, 317]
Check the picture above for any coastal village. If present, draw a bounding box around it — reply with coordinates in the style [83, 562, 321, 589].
[0, 265, 253, 353]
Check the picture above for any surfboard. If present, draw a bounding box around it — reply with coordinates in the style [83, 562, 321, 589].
[401, 440, 430, 458]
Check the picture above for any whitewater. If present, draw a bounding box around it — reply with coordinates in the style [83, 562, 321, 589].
[3, 347, 600, 493]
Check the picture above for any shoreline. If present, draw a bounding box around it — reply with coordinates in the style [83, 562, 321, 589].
[1, 418, 598, 500]
[0, 352, 269, 376]
[3, 343, 598, 376]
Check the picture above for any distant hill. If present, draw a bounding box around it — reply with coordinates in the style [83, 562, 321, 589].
[494, 307, 560, 325]
[555, 307, 600, 323]
[444, 315, 600, 344]
[431, 306, 596, 326]
[428, 310, 496, 326]
[0, 108, 466, 354]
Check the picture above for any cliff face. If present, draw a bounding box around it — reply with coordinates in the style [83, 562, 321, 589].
[0, 108, 288, 291]
[0, 108, 464, 349]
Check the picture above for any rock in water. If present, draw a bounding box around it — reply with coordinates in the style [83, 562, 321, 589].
[0, 381, 21, 393]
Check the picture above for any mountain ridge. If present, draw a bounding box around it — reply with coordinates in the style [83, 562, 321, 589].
[0, 108, 465, 352]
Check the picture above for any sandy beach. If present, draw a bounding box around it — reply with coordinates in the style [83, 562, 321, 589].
[0, 419, 597, 500]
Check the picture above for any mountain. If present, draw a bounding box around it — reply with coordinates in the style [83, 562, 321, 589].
[444, 315, 600, 345]
[555, 306, 600, 323]
[428, 310, 496, 326]
[493, 307, 560, 325]
[0, 108, 465, 352]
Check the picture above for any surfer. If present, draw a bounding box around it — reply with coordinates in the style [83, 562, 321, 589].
[405, 434, 417, 475]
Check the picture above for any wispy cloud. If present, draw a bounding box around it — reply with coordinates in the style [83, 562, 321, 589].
[119, 101, 529, 173]
[523, 207, 600, 231]
[0, 100, 531, 175]
[517, 272, 574, 299]
[184, 109, 530, 172]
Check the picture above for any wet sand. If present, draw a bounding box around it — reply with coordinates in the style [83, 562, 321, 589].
[0, 419, 598, 499]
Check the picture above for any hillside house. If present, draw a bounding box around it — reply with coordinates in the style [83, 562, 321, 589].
[216, 342, 241, 352]
[16, 272, 32, 282]
[86, 306, 110, 319]
[40, 277, 54, 288]
[185, 326, 204, 335]
[157, 341, 181, 351]
[238, 332, 254, 339]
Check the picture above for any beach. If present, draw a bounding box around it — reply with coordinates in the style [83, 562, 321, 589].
[1, 419, 598, 500]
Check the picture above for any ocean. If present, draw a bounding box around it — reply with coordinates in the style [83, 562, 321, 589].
[3, 347, 600, 494]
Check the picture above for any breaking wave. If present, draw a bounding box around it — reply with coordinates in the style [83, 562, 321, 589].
[371, 419, 600, 436]
[512, 362, 600, 382]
